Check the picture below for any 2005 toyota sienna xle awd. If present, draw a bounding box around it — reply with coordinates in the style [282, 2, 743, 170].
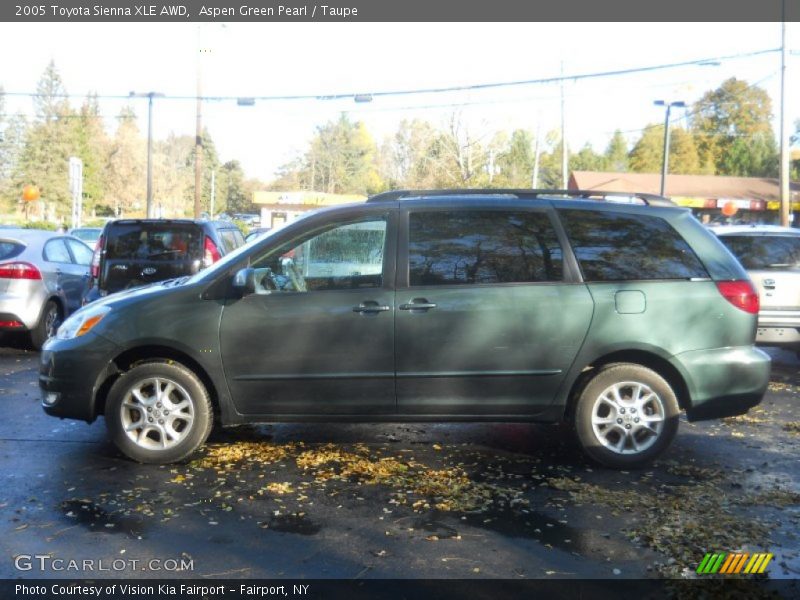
[40, 190, 771, 469]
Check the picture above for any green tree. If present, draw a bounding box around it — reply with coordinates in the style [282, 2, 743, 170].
[34, 60, 69, 123]
[603, 130, 628, 172]
[495, 129, 534, 187]
[15, 62, 79, 220]
[570, 143, 604, 173]
[691, 77, 778, 176]
[216, 160, 251, 214]
[71, 94, 108, 215]
[104, 107, 145, 216]
[629, 124, 665, 173]
[668, 128, 701, 174]
[377, 119, 438, 188]
[301, 114, 383, 194]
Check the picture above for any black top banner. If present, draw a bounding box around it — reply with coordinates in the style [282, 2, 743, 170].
[2, 0, 800, 23]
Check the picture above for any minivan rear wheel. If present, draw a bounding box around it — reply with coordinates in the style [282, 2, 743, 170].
[105, 362, 213, 464]
[574, 363, 679, 469]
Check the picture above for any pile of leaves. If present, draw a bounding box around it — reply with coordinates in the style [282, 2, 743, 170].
[546, 462, 786, 577]
[294, 443, 523, 512]
[783, 422, 800, 435]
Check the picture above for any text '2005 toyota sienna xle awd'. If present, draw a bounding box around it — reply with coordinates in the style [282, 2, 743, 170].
[40, 190, 771, 469]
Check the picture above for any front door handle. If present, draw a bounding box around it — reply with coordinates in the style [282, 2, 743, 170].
[399, 298, 437, 311]
[353, 301, 390, 314]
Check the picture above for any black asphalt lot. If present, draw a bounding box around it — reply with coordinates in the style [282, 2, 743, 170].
[1, 336, 799, 583]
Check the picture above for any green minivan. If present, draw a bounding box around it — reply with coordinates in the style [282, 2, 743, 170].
[40, 190, 770, 468]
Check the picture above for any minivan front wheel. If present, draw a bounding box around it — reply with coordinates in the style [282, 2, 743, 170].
[106, 362, 213, 464]
[574, 364, 679, 469]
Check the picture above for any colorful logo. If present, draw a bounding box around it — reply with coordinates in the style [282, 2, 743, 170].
[697, 552, 773, 575]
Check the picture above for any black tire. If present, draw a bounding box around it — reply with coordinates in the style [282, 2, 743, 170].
[30, 300, 61, 350]
[573, 363, 680, 469]
[105, 361, 213, 464]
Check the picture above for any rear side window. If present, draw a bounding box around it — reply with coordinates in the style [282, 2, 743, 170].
[105, 224, 202, 262]
[219, 228, 245, 252]
[0, 241, 23, 261]
[44, 239, 72, 263]
[408, 211, 563, 286]
[560, 209, 708, 281]
[719, 235, 800, 269]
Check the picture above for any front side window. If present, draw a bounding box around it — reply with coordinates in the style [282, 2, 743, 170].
[560, 209, 709, 281]
[408, 210, 563, 286]
[251, 217, 387, 293]
[67, 239, 93, 266]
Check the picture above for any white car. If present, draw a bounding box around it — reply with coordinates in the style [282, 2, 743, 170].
[714, 224, 800, 354]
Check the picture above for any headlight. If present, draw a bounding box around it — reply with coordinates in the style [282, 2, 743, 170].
[57, 305, 111, 340]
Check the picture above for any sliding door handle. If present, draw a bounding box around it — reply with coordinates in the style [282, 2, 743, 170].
[399, 299, 437, 311]
[353, 301, 390, 314]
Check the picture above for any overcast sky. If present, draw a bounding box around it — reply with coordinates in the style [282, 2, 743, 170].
[0, 22, 797, 182]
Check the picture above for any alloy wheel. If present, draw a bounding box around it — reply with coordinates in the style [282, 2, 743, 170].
[590, 381, 666, 455]
[119, 377, 195, 450]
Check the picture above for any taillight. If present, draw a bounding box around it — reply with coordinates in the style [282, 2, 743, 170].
[0, 262, 42, 280]
[91, 234, 104, 279]
[204, 236, 221, 267]
[716, 280, 760, 314]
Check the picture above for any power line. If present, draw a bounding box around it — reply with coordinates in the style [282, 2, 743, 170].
[0, 47, 780, 103]
[603, 71, 780, 137]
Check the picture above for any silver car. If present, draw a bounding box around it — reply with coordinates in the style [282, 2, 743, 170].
[714, 224, 800, 354]
[0, 229, 93, 349]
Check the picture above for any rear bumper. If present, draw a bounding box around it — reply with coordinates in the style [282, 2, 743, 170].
[39, 333, 119, 422]
[755, 310, 800, 346]
[0, 291, 44, 329]
[0, 311, 28, 330]
[673, 345, 771, 422]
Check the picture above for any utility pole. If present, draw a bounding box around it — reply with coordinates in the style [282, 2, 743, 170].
[560, 61, 568, 189]
[210, 170, 216, 218]
[532, 119, 541, 189]
[195, 29, 204, 219]
[779, 7, 791, 226]
[129, 91, 164, 218]
[654, 100, 686, 197]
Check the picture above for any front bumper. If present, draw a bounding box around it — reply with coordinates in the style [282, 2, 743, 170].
[674, 345, 771, 422]
[40, 333, 119, 422]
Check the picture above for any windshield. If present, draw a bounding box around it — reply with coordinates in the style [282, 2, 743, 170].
[71, 229, 100, 242]
[719, 234, 800, 270]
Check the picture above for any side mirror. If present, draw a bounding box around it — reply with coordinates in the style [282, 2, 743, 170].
[232, 267, 256, 296]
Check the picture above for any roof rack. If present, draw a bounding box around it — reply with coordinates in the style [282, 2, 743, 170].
[366, 189, 675, 207]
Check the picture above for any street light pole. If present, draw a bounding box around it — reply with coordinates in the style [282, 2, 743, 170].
[129, 91, 164, 218]
[654, 100, 686, 197]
